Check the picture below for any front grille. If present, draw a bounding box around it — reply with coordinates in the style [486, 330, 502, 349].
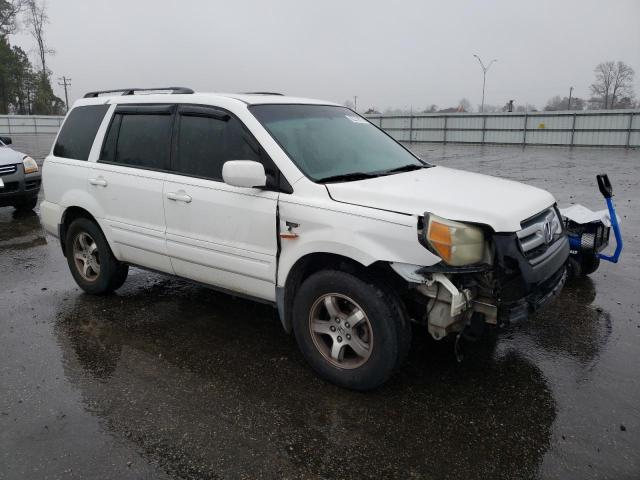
[0, 164, 17, 176]
[517, 207, 563, 264]
[0, 181, 19, 193]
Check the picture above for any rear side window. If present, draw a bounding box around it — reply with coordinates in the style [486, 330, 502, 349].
[53, 105, 109, 160]
[100, 106, 173, 170]
[173, 111, 261, 180]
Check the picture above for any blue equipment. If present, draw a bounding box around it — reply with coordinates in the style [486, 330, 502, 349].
[564, 174, 623, 277]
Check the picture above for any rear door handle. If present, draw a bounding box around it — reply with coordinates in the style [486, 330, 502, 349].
[166, 191, 192, 203]
[89, 177, 108, 187]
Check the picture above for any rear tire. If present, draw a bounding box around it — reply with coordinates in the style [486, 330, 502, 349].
[65, 218, 128, 294]
[14, 196, 38, 211]
[292, 270, 410, 391]
[111, 264, 130, 291]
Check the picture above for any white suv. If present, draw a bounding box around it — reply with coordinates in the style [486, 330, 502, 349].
[41, 87, 569, 390]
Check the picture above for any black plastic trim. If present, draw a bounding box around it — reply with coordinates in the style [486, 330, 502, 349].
[493, 232, 569, 305]
[84, 87, 194, 98]
[97, 102, 294, 194]
[114, 104, 174, 115]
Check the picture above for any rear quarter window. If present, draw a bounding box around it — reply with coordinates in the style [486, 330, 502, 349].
[53, 105, 110, 160]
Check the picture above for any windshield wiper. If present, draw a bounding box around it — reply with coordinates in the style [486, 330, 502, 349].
[379, 164, 428, 175]
[317, 172, 381, 183]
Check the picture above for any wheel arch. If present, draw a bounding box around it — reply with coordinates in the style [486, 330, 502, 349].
[59, 206, 102, 256]
[277, 252, 406, 333]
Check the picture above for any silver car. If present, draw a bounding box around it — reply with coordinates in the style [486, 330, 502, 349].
[0, 136, 41, 211]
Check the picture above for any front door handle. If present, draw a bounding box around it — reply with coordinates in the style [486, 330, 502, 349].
[88, 177, 108, 187]
[166, 191, 192, 203]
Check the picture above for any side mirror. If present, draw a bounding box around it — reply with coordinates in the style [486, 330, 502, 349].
[0, 136, 12, 145]
[222, 160, 267, 189]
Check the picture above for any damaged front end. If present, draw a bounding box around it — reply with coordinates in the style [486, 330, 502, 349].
[393, 207, 570, 341]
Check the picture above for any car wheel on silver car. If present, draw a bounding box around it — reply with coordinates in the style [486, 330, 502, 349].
[65, 217, 129, 294]
[292, 270, 411, 390]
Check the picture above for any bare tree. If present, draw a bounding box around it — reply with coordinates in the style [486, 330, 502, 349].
[458, 98, 472, 112]
[609, 62, 635, 108]
[0, 0, 24, 36]
[544, 95, 586, 111]
[515, 104, 538, 112]
[478, 104, 500, 113]
[590, 61, 635, 109]
[422, 104, 438, 113]
[24, 0, 53, 78]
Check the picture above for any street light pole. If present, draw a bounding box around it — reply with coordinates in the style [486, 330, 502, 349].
[353, 95, 358, 112]
[568, 86, 574, 110]
[473, 55, 497, 113]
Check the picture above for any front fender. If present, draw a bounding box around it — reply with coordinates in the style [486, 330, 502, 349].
[277, 199, 439, 286]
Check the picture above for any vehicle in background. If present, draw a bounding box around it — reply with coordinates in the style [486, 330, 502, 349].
[40, 87, 570, 390]
[0, 136, 41, 211]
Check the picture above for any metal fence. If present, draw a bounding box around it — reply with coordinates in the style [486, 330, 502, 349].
[0, 115, 64, 159]
[366, 109, 640, 148]
[2, 110, 639, 158]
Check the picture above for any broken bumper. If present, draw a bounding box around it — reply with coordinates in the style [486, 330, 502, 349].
[493, 233, 570, 325]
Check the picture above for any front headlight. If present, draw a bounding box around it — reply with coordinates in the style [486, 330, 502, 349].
[420, 213, 485, 266]
[23, 156, 38, 174]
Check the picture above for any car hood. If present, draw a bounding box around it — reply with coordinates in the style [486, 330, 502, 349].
[325, 166, 556, 232]
[0, 147, 25, 167]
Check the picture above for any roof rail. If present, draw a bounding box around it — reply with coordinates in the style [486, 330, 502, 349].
[83, 87, 195, 98]
[241, 92, 284, 96]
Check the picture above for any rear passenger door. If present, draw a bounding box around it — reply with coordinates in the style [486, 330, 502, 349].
[163, 105, 279, 301]
[90, 104, 174, 273]
[46, 104, 110, 219]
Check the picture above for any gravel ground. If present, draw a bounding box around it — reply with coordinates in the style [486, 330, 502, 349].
[1, 144, 639, 480]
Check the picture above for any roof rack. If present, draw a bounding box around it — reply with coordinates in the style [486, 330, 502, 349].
[241, 92, 284, 96]
[84, 87, 194, 98]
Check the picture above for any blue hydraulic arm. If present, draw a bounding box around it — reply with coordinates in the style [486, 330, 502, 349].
[596, 174, 623, 263]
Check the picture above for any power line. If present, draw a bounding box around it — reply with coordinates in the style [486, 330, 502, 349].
[57, 76, 71, 112]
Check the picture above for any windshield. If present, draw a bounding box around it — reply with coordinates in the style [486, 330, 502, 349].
[250, 104, 428, 182]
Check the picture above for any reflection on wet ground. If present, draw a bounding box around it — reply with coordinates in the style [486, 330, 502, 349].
[523, 277, 611, 366]
[0, 209, 46, 250]
[54, 277, 556, 479]
[1, 145, 639, 479]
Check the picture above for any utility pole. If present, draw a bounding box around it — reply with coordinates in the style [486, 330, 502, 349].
[473, 55, 497, 113]
[568, 86, 574, 110]
[353, 95, 358, 112]
[57, 76, 72, 112]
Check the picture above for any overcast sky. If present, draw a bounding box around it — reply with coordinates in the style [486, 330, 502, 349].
[10, 0, 640, 111]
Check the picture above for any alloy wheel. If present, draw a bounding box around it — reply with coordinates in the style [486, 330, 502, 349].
[73, 232, 100, 281]
[308, 293, 373, 369]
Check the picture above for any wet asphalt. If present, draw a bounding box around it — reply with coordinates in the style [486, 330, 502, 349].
[1, 145, 639, 480]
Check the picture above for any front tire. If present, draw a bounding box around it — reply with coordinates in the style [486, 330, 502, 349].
[292, 270, 410, 390]
[65, 218, 128, 294]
